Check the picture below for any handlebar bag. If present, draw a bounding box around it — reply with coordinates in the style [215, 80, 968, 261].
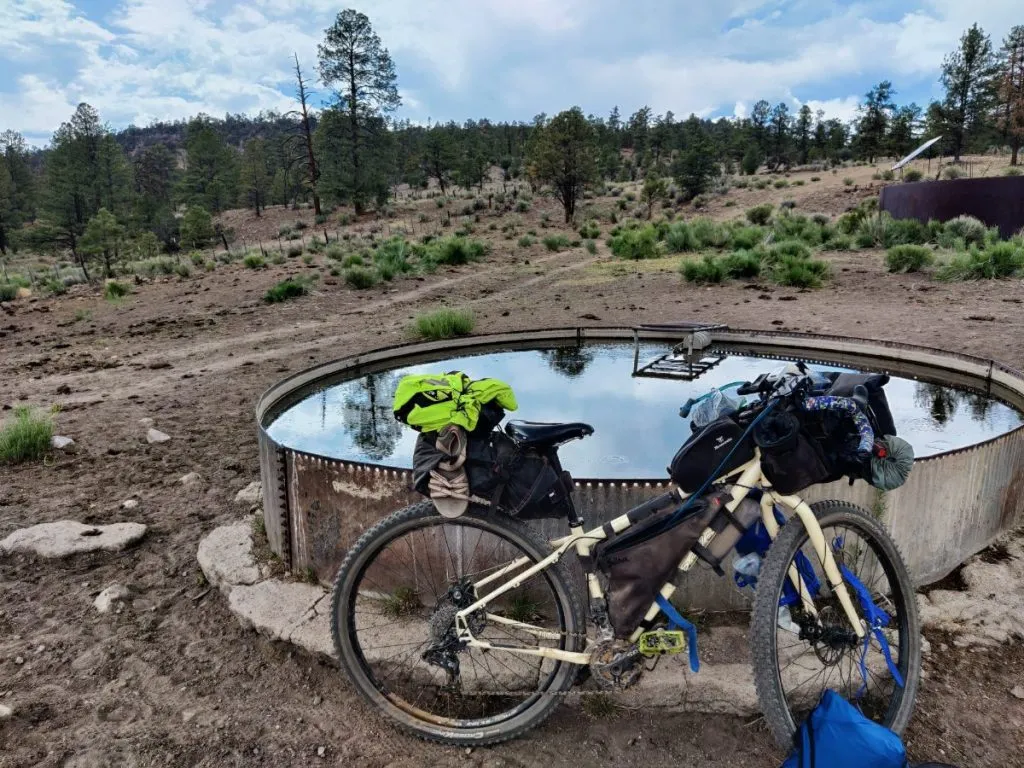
[755, 410, 835, 495]
[669, 417, 756, 492]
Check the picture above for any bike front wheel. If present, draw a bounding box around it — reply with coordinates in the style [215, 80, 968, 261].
[330, 501, 586, 746]
[750, 500, 921, 747]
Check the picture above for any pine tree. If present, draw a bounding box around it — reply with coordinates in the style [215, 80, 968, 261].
[672, 116, 720, 199]
[179, 117, 239, 213]
[525, 107, 598, 223]
[179, 205, 215, 249]
[995, 25, 1024, 165]
[422, 125, 458, 195]
[80, 208, 126, 278]
[641, 175, 667, 219]
[939, 24, 999, 161]
[768, 103, 791, 169]
[857, 81, 896, 163]
[290, 53, 322, 214]
[795, 105, 813, 164]
[239, 138, 270, 217]
[318, 9, 400, 214]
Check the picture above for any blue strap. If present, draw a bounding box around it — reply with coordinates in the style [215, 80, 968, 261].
[655, 594, 700, 673]
[839, 564, 905, 691]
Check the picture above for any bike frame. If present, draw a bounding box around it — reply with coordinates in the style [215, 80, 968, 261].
[454, 449, 866, 665]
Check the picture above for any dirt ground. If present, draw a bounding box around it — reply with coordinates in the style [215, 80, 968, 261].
[3, 163, 1024, 768]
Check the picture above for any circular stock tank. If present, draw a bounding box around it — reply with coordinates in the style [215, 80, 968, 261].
[256, 327, 1024, 610]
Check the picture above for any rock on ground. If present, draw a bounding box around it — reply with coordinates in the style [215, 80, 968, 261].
[179, 472, 204, 488]
[122, 499, 139, 510]
[51, 435, 75, 449]
[1, 521, 147, 558]
[146, 428, 170, 444]
[197, 523, 261, 594]
[93, 584, 130, 613]
[0, 704, 12, 719]
[228, 580, 334, 660]
[234, 481, 262, 506]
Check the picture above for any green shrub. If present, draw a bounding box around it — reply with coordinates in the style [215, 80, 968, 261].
[515, 200, 530, 213]
[886, 245, 934, 273]
[189, 251, 205, 266]
[721, 250, 762, 278]
[792, 180, 806, 187]
[880, 169, 894, 181]
[374, 237, 415, 277]
[773, 179, 789, 189]
[664, 221, 698, 252]
[1004, 166, 1023, 177]
[294, 220, 308, 230]
[746, 204, 774, 225]
[414, 308, 475, 340]
[315, 213, 328, 225]
[772, 255, 830, 288]
[843, 177, 854, 187]
[943, 166, 965, 180]
[264, 278, 310, 303]
[244, 254, 266, 269]
[754, 179, 770, 190]
[903, 169, 924, 182]
[518, 235, 535, 248]
[579, 220, 601, 239]
[691, 193, 710, 209]
[0, 406, 54, 464]
[205, 261, 216, 272]
[429, 236, 487, 265]
[542, 235, 572, 252]
[730, 225, 766, 250]
[174, 263, 191, 278]
[302, 254, 314, 265]
[690, 218, 731, 248]
[44, 280, 67, 296]
[344, 266, 379, 289]
[271, 253, 286, 265]
[135, 256, 177, 277]
[942, 215, 988, 247]
[610, 226, 659, 260]
[325, 244, 345, 261]
[584, 239, 598, 255]
[937, 242, 1024, 280]
[810, 176, 821, 182]
[625, 192, 637, 202]
[681, 255, 726, 284]
[278, 225, 293, 238]
[767, 240, 813, 262]
[0, 283, 20, 302]
[828, 233, 855, 250]
[342, 253, 364, 268]
[104, 280, 130, 299]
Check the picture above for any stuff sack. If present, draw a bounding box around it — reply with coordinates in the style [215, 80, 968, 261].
[781, 689, 908, 768]
[413, 429, 571, 520]
[596, 491, 728, 638]
[755, 409, 837, 495]
[669, 418, 756, 493]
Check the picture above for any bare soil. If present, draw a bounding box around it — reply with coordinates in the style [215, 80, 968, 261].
[2, 166, 1024, 767]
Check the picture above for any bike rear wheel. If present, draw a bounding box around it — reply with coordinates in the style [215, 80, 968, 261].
[331, 501, 585, 746]
[750, 500, 921, 747]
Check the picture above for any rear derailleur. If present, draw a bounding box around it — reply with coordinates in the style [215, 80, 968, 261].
[422, 580, 487, 682]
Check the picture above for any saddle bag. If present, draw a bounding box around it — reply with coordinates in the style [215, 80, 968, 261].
[755, 409, 837, 495]
[413, 430, 571, 520]
[596, 491, 729, 638]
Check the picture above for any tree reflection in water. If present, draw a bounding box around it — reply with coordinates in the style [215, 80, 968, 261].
[341, 372, 404, 460]
[542, 345, 595, 379]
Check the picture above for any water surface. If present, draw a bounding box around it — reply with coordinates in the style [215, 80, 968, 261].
[267, 344, 1023, 478]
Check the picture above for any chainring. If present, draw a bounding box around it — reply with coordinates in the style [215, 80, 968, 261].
[589, 639, 645, 691]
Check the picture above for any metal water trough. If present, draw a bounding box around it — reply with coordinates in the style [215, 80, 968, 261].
[256, 327, 1024, 611]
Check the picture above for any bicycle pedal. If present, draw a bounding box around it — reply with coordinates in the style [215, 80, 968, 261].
[637, 630, 686, 657]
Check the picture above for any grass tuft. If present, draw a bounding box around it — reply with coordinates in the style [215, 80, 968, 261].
[0, 406, 54, 464]
[414, 308, 475, 340]
[264, 278, 310, 303]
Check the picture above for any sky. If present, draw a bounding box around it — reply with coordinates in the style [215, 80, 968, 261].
[1, 0, 1022, 147]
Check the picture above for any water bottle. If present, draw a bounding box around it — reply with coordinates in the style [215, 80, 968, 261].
[704, 497, 762, 563]
[733, 552, 762, 590]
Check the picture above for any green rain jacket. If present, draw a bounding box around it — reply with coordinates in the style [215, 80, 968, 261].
[393, 372, 518, 432]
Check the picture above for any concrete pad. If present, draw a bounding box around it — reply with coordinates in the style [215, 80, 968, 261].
[1, 521, 147, 558]
[621, 658, 759, 715]
[228, 580, 327, 643]
[919, 533, 1024, 648]
[197, 523, 261, 594]
[234, 481, 262, 506]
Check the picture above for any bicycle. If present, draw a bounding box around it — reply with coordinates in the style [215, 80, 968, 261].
[330, 365, 921, 746]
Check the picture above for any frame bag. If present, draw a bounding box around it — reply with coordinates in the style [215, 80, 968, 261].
[596, 491, 729, 638]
